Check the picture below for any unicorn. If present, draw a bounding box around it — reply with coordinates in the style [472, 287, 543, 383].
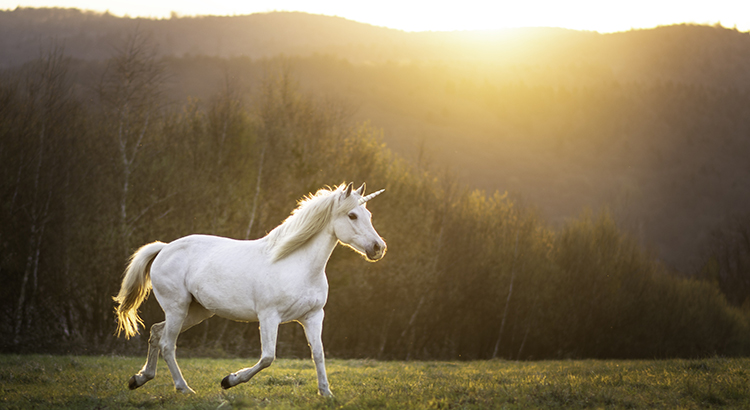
[114, 183, 386, 396]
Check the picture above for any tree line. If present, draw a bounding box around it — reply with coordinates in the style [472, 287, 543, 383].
[2, 32, 749, 360]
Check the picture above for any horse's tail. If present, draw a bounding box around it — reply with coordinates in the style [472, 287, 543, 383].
[113, 241, 166, 339]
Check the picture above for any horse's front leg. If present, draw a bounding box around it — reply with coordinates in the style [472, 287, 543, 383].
[301, 309, 332, 397]
[221, 315, 280, 389]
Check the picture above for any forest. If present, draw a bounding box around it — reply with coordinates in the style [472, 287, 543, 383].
[1, 8, 750, 361]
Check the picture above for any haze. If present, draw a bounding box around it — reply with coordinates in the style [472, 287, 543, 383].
[2, 0, 750, 33]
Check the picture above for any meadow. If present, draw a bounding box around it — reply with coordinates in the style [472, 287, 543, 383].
[1, 354, 749, 409]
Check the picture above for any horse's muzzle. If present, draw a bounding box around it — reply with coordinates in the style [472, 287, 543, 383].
[366, 240, 386, 261]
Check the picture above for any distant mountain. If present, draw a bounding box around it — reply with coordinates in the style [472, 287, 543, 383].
[3, 8, 750, 90]
[0, 7, 411, 67]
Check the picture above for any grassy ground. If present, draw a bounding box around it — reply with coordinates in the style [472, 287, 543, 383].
[1, 354, 749, 409]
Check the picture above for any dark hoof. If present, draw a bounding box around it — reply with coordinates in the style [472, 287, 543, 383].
[128, 375, 140, 390]
[221, 375, 233, 390]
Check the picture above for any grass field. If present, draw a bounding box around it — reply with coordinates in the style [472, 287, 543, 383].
[1, 354, 749, 409]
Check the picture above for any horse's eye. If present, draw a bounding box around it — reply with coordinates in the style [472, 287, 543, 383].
[348, 213, 358, 220]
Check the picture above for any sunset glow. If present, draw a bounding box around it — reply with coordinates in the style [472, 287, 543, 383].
[2, 0, 749, 33]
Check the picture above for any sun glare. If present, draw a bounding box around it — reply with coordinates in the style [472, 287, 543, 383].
[2, 0, 749, 33]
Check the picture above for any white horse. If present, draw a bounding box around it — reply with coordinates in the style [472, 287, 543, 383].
[114, 183, 386, 396]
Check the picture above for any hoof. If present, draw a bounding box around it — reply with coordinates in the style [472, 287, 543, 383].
[221, 375, 233, 390]
[128, 375, 140, 390]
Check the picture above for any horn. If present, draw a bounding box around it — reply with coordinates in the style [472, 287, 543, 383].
[358, 189, 385, 205]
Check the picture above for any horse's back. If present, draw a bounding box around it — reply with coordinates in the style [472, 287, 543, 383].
[153, 233, 266, 277]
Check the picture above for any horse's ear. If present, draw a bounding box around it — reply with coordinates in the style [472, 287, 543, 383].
[344, 182, 353, 198]
[356, 183, 366, 196]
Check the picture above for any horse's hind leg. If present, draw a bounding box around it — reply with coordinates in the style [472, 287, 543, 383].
[160, 301, 214, 393]
[128, 321, 165, 390]
[128, 301, 213, 392]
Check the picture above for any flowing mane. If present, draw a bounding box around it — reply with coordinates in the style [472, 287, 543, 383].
[266, 184, 359, 261]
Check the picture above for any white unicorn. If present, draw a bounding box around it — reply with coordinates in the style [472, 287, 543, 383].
[114, 183, 386, 396]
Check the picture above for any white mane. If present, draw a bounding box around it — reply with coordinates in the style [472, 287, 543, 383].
[266, 184, 359, 261]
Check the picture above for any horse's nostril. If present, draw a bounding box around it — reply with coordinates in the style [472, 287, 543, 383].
[373, 243, 380, 252]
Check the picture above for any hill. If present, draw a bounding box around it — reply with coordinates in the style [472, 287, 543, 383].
[4, 7, 750, 88]
[2, 7, 750, 270]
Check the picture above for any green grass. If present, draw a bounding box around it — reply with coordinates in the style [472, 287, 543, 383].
[1, 355, 749, 409]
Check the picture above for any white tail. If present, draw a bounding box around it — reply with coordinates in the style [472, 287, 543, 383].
[113, 241, 166, 338]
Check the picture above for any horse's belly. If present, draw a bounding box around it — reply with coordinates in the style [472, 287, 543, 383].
[212, 307, 259, 322]
[189, 277, 328, 323]
[195, 290, 325, 323]
[192, 286, 260, 322]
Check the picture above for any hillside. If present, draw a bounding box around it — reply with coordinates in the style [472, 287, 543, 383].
[2, 7, 750, 270]
[4, 8, 750, 88]
[0, 7, 411, 67]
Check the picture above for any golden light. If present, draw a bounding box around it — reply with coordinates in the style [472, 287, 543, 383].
[2, 0, 749, 33]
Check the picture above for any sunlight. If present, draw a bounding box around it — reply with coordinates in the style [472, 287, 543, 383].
[2, 0, 750, 33]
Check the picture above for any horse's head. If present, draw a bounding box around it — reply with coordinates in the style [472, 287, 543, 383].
[333, 183, 387, 262]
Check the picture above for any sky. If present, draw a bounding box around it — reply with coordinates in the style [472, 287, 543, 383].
[2, 0, 749, 33]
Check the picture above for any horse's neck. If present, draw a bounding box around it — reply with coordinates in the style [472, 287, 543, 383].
[291, 226, 339, 276]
